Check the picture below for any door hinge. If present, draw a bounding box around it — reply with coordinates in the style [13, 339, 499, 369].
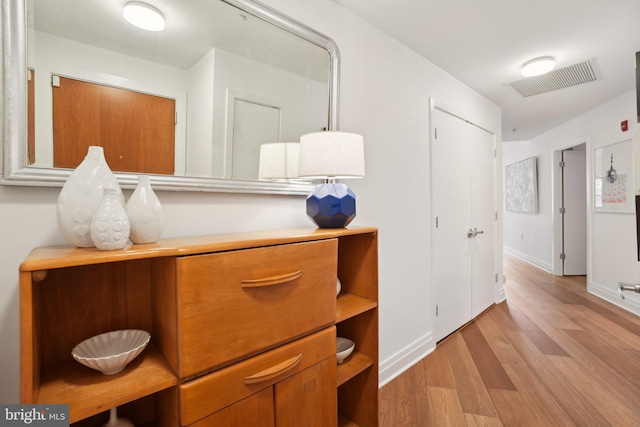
[559, 161, 565, 168]
[560, 253, 566, 260]
[495, 273, 498, 283]
[494, 149, 497, 158]
[175, 112, 178, 125]
[559, 207, 566, 214]
[435, 217, 439, 228]
[495, 211, 498, 220]
[436, 305, 438, 316]
[434, 128, 438, 139]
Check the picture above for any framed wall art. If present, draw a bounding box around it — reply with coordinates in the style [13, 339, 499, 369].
[505, 156, 538, 213]
[594, 138, 634, 213]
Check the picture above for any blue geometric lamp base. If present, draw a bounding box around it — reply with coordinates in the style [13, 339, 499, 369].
[306, 183, 356, 228]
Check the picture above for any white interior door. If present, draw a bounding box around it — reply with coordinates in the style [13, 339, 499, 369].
[231, 99, 281, 180]
[562, 148, 587, 275]
[432, 107, 496, 341]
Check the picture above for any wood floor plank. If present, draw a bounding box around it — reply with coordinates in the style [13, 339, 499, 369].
[423, 342, 458, 389]
[378, 378, 398, 427]
[460, 323, 516, 391]
[501, 361, 574, 426]
[426, 386, 467, 427]
[501, 328, 611, 426]
[549, 355, 640, 426]
[487, 388, 548, 427]
[463, 413, 504, 427]
[515, 301, 640, 409]
[498, 302, 569, 357]
[444, 334, 499, 418]
[393, 360, 431, 426]
[474, 309, 527, 364]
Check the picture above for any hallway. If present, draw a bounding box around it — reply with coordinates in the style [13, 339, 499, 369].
[379, 255, 640, 426]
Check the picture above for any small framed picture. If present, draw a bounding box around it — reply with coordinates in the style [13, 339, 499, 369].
[594, 138, 634, 213]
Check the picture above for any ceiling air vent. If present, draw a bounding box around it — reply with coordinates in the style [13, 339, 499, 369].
[509, 59, 599, 97]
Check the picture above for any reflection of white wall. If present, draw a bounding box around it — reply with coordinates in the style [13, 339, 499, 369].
[212, 49, 329, 179]
[185, 49, 216, 177]
[29, 32, 188, 174]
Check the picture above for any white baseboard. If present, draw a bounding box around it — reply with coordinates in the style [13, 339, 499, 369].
[588, 280, 640, 316]
[503, 246, 553, 274]
[378, 333, 434, 388]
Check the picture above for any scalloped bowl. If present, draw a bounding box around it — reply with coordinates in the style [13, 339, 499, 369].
[72, 329, 151, 375]
[336, 337, 355, 364]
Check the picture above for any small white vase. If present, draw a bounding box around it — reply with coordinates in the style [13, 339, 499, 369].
[57, 146, 124, 247]
[91, 186, 130, 250]
[126, 175, 164, 244]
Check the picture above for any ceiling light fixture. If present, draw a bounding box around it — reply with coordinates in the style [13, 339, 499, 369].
[521, 56, 555, 77]
[123, 1, 165, 32]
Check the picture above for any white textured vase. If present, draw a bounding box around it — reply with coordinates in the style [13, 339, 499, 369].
[57, 146, 124, 247]
[90, 187, 131, 250]
[126, 175, 164, 244]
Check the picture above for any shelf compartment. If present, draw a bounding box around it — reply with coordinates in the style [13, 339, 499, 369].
[37, 345, 176, 423]
[336, 293, 377, 323]
[338, 413, 359, 427]
[336, 351, 373, 387]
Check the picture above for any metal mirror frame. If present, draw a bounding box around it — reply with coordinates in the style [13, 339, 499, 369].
[1, 0, 339, 194]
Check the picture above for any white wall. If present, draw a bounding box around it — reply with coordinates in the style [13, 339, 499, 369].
[503, 89, 640, 314]
[0, 0, 501, 402]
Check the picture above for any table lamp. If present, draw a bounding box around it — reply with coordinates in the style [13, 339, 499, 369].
[258, 142, 299, 181]
[297, 131, 365, 228]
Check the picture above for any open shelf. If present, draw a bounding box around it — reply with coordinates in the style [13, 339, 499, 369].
[336, 293, 377, 323]
[338, 413, 359, 427]
[336, 351, 373, 387]
[37, 345, 176, 423]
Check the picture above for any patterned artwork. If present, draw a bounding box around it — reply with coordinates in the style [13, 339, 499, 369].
[505, 157, 538, 213]
[602, 174, 627, 204]
[594, 139, 633, 213]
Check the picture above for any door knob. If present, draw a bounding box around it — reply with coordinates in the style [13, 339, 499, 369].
[467, 228, 484, 238]
[618, 282, 640, 300]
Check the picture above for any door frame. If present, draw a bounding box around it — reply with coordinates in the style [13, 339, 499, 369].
[551, 135, 592, 277]
[429, 98, 503, 343]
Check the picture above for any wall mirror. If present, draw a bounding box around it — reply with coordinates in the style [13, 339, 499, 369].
[2, 0, 339, 194]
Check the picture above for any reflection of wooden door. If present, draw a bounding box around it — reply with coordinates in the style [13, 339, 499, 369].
[52, 76, 175, 174]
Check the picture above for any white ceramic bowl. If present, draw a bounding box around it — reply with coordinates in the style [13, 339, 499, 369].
[72, 329, 151, 375]
[336, 337, 355, 363]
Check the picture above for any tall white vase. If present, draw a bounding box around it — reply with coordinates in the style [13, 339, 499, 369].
[90, 186, 130, 250]
[126, 175, 164, 244]
[57, 146, 124, 247]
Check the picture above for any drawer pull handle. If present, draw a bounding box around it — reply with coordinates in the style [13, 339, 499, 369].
[241, 270, 303, 288]
[244, 353, 303, 384]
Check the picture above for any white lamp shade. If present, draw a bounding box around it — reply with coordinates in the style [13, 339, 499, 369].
[298, 131, 365, 179]
[258, 143, 299, 180]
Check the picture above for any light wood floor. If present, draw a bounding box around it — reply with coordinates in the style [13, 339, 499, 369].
[379, 255, 640, 426]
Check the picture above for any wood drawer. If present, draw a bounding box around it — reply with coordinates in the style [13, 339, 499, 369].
[176, 239, 338, 377]
[179, 326, 336, 426]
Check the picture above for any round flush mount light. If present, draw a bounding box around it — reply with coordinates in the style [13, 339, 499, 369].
[123, 1, 165, 31]
[521, 56, 555, 77]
